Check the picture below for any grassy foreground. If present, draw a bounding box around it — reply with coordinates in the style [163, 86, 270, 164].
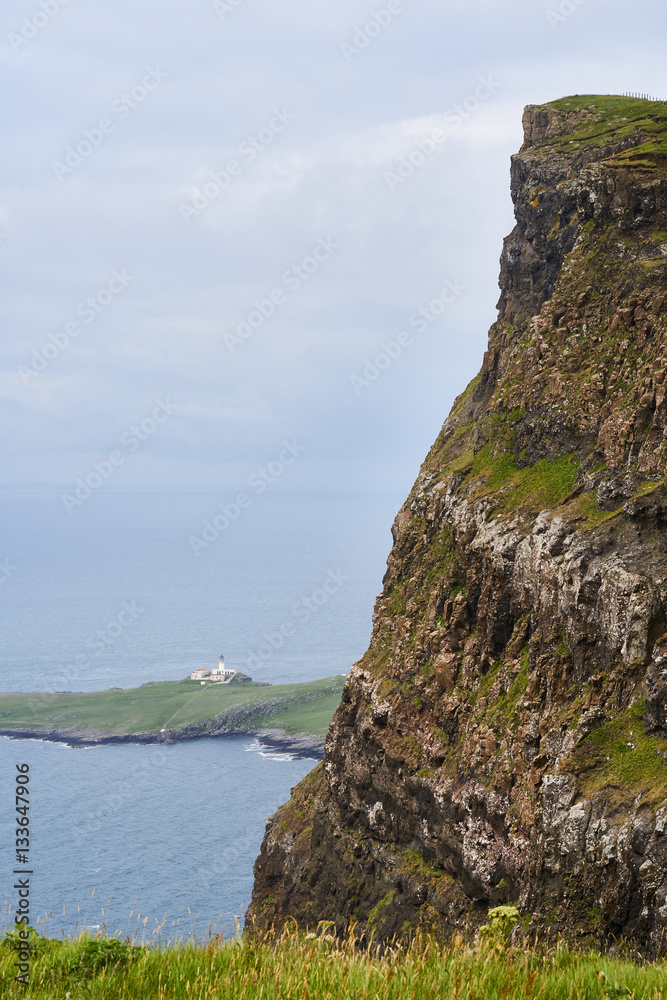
[0, 675, 346, 739]
[1, 926, 665, 999]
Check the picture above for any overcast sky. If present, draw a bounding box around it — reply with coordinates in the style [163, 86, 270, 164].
[1, 0, 665, 495]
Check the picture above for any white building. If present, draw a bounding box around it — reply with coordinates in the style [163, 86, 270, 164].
[191, 655, 236, 685]
[209, 654, 236, 684]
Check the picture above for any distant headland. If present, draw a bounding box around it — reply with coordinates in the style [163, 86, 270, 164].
[0, 673, 347, 759]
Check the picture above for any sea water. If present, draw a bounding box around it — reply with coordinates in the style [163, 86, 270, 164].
[0, 489, 401, 939]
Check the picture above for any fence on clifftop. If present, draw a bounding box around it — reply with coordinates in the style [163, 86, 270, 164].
[621, 92, 663, 101]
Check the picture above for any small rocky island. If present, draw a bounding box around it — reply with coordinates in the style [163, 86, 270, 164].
[247, 95, 667, 956]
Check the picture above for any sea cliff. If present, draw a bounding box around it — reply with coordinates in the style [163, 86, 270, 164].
[247, 96, 667, 956]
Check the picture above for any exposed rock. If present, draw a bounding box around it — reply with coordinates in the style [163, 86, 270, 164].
[247, 96, 667, 957]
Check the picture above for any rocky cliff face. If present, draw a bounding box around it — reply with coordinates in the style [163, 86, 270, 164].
[246, 96, 667, 957]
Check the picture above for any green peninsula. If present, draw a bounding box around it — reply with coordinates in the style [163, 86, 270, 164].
[0, 674, 347, 756]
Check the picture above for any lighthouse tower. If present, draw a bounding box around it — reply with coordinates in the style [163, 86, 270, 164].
[205, 653, 235, 683]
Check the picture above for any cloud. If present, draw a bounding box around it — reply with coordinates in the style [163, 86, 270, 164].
[0, 0, 665, 491]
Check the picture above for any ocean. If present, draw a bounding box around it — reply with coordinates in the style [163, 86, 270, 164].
[0, 489, 401, 940]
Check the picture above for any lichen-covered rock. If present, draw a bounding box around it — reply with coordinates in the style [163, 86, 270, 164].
[247, 96, 667, 958]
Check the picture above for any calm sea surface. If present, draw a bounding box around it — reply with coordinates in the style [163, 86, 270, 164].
[0, 489, 401, 939]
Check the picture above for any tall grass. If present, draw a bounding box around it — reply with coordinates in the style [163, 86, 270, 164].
[1, 923, 665, 999]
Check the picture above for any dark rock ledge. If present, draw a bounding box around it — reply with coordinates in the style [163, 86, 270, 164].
[0, 724, 324, 760]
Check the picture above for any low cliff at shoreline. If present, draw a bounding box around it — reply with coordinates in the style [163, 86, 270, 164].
[247, 96, 667, 956]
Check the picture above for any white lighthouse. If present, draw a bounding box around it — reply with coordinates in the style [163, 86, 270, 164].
[209, 653, 236, 684]
[190, 653, 236, 684]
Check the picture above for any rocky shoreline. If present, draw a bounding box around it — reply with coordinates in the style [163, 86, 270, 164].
[0, 684, 340, 759]
[0, 724, 325, 759]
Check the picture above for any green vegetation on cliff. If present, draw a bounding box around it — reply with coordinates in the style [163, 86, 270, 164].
[543, 95, 667, 164]
[0, 675, 347, 739]
[1, 927, 665, 999]
[562, 700, 667, 810]
[470, 447, 580, 513]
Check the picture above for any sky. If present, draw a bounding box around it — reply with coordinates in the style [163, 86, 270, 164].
[1, 0, 666, 496]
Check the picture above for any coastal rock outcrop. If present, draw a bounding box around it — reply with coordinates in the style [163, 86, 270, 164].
[247, 96, 667, 956]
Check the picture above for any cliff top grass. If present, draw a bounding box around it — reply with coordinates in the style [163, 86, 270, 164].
[537, 94, 667, 164]
[1, 925, 666, 999]
[0, 675, 347, 739]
